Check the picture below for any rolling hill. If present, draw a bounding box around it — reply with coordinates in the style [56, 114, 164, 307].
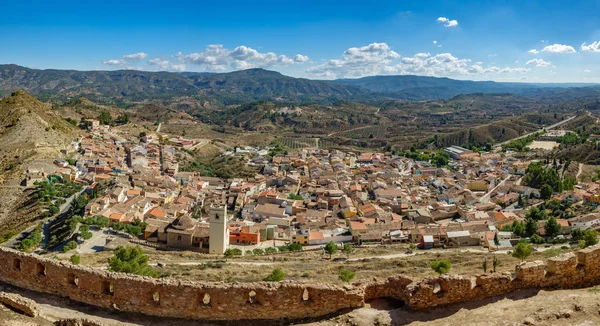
[2, 64, 598, 105]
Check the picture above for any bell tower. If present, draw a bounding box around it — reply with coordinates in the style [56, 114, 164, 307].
[209, 205, 229, 254]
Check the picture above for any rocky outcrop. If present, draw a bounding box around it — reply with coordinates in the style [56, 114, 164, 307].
[0, 291, 39, 317]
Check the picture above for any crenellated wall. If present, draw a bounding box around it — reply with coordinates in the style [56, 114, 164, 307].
[1, 245, 600, 321]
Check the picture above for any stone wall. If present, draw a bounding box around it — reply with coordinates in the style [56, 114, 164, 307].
[366, 244, 600, 310]
[0, 247, 364, 321]
[2, 245, 600, 321]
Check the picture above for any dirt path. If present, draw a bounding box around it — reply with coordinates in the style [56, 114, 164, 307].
[576, 163, 583, 182]
[327, 125, 371, 137]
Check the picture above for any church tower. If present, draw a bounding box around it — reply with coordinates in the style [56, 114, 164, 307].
[209, 205, 229, 254]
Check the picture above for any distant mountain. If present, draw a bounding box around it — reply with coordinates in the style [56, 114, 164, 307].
[332, 75, 599, 101]
[0, 64, 598, 105]
[0, 65, 373, 105]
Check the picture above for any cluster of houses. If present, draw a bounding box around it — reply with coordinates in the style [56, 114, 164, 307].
[25, 120, 600, 255]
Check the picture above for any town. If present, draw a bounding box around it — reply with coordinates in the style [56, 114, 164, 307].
[12, 115, 600, 261]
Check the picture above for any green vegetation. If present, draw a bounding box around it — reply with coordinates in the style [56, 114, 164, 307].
[252, 248, 265, 255]
[0, 231, 17, 244]
[62, 240, 78, 252]
[98, 111, 113, 125]
[224, 248, 243, 259]
[430, 259, 451, 275]
[70, 254, 81, 265]
[278, 243, 303, 252]
[287, 193, 304, 200]
[512, 242, 533, 261]
[263, 268, 285, 282]
[18, 223, 43, 252]
[338, 269, 356, 282]
[580, 230, 599, 248]
[544, 216, 561, 238]
[83, 216, 110, 228]
[108, 246, 158, 278]
[522, 161, 563, 193]
[342, 243, 355, 257]
[264, 247, 278, 254]
[503, 134, 536, 152]
[79, 224, 93, 240]
[324, 241, 338, 259]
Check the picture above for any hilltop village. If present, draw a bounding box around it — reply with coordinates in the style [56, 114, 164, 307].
[16, 118, 600, 256]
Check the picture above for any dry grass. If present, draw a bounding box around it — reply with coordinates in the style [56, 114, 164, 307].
[72, 244, 573, 285]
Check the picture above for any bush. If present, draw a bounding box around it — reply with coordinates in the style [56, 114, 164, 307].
[324, 241, 338, 259]
[264, 247, 278, 254]
[263, 268, 285, 282]
[430, 259, 451, 275]
[289, 243, 303, 252]
[580, 230, 599, 248]
[339, 269, 356, 282]
[224, 248, 243, 259]
[512, 242, 533, 261]
[70, 254, 81, 265]
[108, 246, 158, 277]
[62, 240, 78, 253]
[252, 248, 265, 256]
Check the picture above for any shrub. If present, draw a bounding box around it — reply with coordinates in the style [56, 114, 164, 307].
[252, 248, 265, 256]
[339, 269, 356, 282]
[430, 259, 451, 275]
[62, 240, 78, 253]
[108, 246, 158, 277]
[263, 268, 285, 282]
[512, 242, 533, 261]
[324, 241, 338, 259]
[70, 254, 81, 265]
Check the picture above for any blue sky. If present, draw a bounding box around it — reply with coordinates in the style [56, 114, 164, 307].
[1, 0, 599, 82]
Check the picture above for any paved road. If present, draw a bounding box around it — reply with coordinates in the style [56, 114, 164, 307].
[493, 114, 577, 148]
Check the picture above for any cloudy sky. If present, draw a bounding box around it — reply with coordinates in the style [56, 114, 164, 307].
[1, 0, 599, 82]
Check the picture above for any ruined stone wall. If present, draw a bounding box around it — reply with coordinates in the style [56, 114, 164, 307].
[2, 245, 600, 321]
[365, 245, 600, 310]
[0, 247, 364, 321]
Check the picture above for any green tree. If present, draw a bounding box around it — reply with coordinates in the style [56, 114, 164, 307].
[530, 234, 544, 244]
[70, 254, 81, 265]
[525, 206, 547, 221]
[98, 111, 113, 125]
[511, 221, 526, 237]
[482, 258, 488, 273]
[289, 243, 303, 252]
[108, 246, 158, 277]
[494, 233, 500, 246]
[264, 247, 277, 254]
[430, 259, 451, 275]
[571, 228, 585, 241]
[525, 218, 539, 237]
[263, 268, 285, 282]
[581, 230, 599, 248]
[287, 193, 304, 200]
[544, 216, 561, 238]
[324, 241, 338, 259]
[62, 240, 78, 253]
[339, 269, 356, 282]
[139, 131, 147, 138]
[252, 248, 265, 256]
[540, 184, 553, 200]
[492, 256, 500, 272]
[512, 242, 533, 261]
[341, 243, 355, 257]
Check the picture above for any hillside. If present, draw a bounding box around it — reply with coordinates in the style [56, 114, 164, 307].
[0, 91, 79, 234]
[334, 75, 600, 101]
[0, 65, 373, 106]
[2, 65, 599, 106]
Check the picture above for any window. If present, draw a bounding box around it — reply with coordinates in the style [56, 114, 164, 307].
[36, 263, 46, 277]
[102, 281, 114, 296]
[177, 235, 182, 242]
[13, 259, 21, 271]
[215, 214, 220, 220]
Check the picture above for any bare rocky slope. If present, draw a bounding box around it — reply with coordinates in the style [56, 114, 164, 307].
[0, 91, 78, 234]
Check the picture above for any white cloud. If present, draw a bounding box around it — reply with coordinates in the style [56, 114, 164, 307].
[122, 52, 148, 60]
[102, 52, 149, 66]
[433, 40, 437, 44]
[526, 58, 551, 67]
[437, 17, 458, 27]
[541, 44, 576, 53]
[294, 54, 310, 63]
[307, 42, 528, 79]
[584, 69, 592, 73]
[581, 41, 600, 52]
[102, 59, 125, 66]
[147, 58, 186, 72]
[527, 49, 539, 54]
[177, 44, 309, 71]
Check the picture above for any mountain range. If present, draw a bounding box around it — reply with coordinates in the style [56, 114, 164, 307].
[0, 64, 598, 105]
